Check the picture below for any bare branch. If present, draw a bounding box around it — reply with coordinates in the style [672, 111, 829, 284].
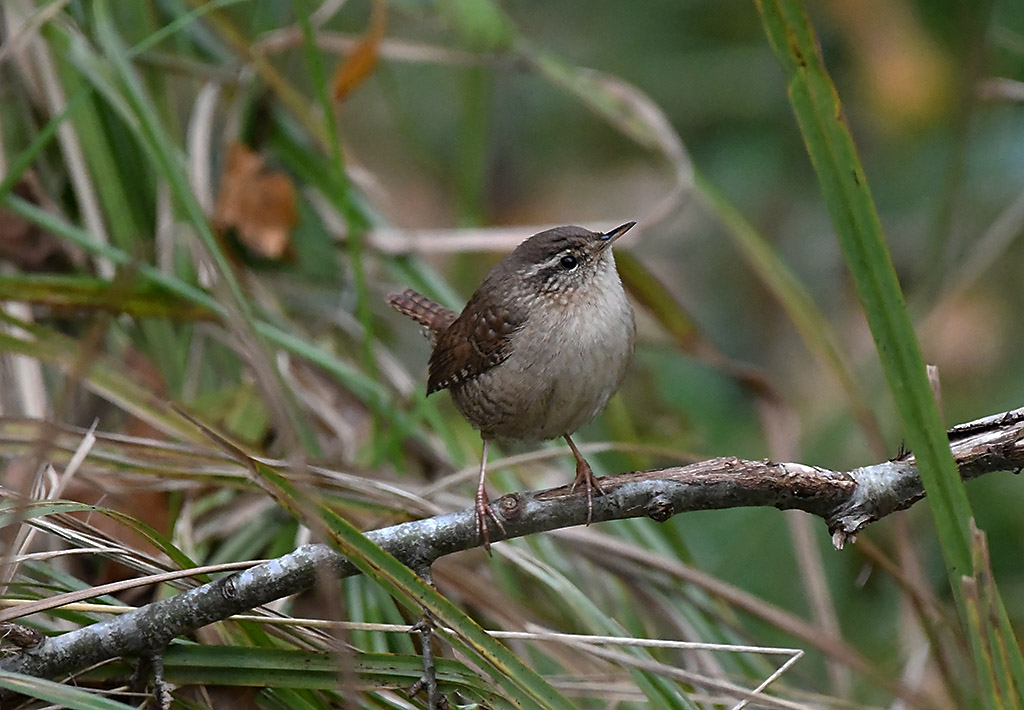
[2, 406, 1023, 692]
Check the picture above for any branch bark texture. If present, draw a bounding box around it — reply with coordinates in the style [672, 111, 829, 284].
[3, 406, 1023, 690]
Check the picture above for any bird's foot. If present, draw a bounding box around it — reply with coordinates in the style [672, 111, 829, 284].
[569, 459, 606, 526]
[475, 487, 506, 554]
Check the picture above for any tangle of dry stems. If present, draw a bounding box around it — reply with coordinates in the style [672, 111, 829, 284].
[0, 406, 1023, 696]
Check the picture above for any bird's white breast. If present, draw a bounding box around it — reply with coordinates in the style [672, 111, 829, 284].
[462, 254, 635, 441]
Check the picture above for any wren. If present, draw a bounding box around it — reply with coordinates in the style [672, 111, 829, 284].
[387, 223, 636, 549]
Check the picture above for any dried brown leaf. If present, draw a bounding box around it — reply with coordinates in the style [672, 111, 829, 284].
[214, 142, 297, 259]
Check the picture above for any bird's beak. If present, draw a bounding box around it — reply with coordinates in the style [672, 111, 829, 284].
[599, 221, 636, 248]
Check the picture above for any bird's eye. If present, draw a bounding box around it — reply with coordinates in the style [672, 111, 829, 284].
[560, 255, 578, 270]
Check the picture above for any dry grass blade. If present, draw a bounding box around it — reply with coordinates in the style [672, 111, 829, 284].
[558, 641, 809, 710]
[0, 422, 97, 591]
[419, 440, 698, 499]
[0, 560, 262, 623]
[4, 0, 114, 279]
[256, 28, 489, 66]
[554, 527, 931, 707]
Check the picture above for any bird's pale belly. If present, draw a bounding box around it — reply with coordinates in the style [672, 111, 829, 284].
[450, 293, 635, 441]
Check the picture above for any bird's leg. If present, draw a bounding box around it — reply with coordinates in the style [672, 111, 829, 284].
[475, 438, 505, 553]
[565, 434, 605, 525]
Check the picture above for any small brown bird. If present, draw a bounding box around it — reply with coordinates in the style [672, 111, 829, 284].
[388, 223, 636, 548]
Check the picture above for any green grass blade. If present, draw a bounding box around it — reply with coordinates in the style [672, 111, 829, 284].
[757, 0, 969, 578]
[84, 0, 320, 455]
[0, 274, 214, 319]
[0, 499, 198, 581]
[0, 670, 136, 709]
[255, 460, 570, 709]
[0, 314, 207, 443]
[756, 0, 1024, 697]
[151, 645, 515, 705]
[0, 197, 404, 426]
[293, 2, 384, 462]
[965, 521, 1024, 707]
[0, 89, 89, 200]
[188, 419, 572, 710]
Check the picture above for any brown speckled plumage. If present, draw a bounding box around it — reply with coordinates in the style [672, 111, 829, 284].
[385, 288, 458, 342]
[426, 291, 522, 395]
[387, 223, 637, 548]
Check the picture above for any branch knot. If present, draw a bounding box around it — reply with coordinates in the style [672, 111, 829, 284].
[645, 493, 675, 522]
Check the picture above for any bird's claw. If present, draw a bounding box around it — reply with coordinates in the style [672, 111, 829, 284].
[475, 488, 506, 554]
[570, 459, 606, 525]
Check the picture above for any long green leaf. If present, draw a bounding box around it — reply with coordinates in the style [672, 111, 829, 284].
[184, 411, 572, 710]
[147, 645, 514, 705]
[0, 670, 136, 709]
[0, 197, 403, 424]
[755, 0, 1024, 697]
[0, 310, 210, 443]
[84, 0, 320, 455]
[0, 274, 213, 319]
[254, 459, 571, 709]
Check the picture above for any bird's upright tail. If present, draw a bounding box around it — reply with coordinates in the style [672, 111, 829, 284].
[386, 288, 458, 337]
